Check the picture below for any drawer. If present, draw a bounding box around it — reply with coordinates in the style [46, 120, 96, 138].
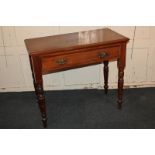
[42, 46, 120, 74]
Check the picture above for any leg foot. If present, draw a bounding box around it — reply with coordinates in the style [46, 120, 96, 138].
[117, 100, 122, 109]
[42, 116, 47, 128]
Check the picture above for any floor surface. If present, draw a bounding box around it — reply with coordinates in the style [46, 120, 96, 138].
[0, 88, 155, 129]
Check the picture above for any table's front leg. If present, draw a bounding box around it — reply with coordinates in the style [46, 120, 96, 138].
[117, 65, 125, 109]
[117, 43, 126, 109]
[34, 82, 47, 128]
[30, 56, 47, 128]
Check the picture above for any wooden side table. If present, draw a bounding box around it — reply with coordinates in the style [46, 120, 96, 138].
[25, 28, 129, 128]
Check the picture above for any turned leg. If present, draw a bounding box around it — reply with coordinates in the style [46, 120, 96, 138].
[103, 61, 109, 94]
[29, 56, 47, 128]
[117, 67, 125, 109]
[117, 43, 126, 109]
[34, 82, 47, 128]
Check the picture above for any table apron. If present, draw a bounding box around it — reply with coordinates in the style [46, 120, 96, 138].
[41, 46, 120, 74]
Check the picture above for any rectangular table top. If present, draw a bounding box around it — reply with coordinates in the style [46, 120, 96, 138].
[25, 28, 129, 55]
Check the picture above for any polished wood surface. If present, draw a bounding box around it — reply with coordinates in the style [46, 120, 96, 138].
[25, 28, 129, 55]
[25, 28, 129, 128]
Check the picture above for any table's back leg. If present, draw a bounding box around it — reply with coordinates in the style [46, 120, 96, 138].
[117, 43, 126, 109]
[103, 61, 109, 94]
[29, 56, 47, 128]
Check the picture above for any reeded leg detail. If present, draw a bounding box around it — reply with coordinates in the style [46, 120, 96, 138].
[104, 61, 109, 94]
[35, 83, 47, 128]
[117, 67, 124, 109]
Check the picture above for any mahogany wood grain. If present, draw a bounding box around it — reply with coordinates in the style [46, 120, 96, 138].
[25, 28, 129, 128]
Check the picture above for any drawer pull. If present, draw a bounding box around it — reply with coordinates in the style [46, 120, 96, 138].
[98, 52, 108, 58]
[56, 58, 67, 65]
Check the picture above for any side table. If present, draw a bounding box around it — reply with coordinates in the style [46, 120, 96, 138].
[25, 28, 129, 128]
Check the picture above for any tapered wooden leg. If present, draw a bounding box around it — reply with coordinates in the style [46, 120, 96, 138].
[117, 67, 124, 109]
[29, 56, 47, 128]
[117, 43, 126, 109]
[34, 82, 47, 128]
[103, 61, 109, 94]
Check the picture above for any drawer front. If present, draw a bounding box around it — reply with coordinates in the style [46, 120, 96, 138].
[42, 46, 119, 74]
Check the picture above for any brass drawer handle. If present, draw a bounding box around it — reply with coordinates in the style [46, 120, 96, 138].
[98, 52, 108, 58]
[56, 58, 67, 65]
